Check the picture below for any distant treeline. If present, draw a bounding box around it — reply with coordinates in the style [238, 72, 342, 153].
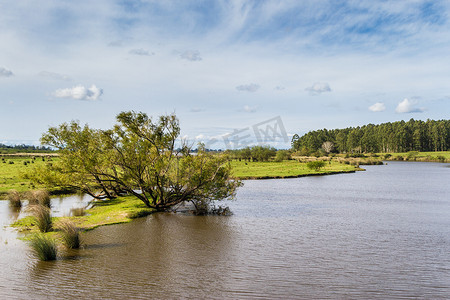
[0, 144, 53, 154]
[292, 119, 450, 154]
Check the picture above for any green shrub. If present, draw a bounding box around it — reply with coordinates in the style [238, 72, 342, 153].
[28, 233, 58, 261]
[437, 155, 446, 162]
[306, 160, 326, 171]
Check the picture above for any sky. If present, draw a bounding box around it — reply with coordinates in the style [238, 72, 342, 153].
[1, 0, 450, 149]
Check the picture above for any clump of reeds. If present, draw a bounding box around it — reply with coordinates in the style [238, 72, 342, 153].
[29, 190, 51, 207]
[29, 204, 52, 233]
[7, 190, 22, 208]
[28, 233, 58, 261]
[56, 219, 81, 249]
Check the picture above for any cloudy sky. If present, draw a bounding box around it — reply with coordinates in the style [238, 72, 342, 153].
[1, 0, 450, 148]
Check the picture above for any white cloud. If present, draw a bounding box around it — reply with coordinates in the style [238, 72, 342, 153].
[129, 48, 154, 56]
[53, 85, 103, 101]
[0, 67, 14, 77]
[305, 82, 331, 95]
[180, 50, 202, 61]
[38, 71, 71, 81]
[395, 98, 425, 113]
[369, 102, 386, 112]
[190, 107, 204, 112]
[236, 83, 260, 92]
[243, 105, 257, 113]
[274, 86, 285, 91]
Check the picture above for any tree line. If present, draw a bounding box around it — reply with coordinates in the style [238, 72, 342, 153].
[292, 119, 450, 154]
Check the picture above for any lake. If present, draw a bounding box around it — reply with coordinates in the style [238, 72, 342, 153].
[1, 162, 449, 299]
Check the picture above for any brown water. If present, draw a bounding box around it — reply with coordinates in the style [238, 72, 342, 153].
[1, 162, 449, 299]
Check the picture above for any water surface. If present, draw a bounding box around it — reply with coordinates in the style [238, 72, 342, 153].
[1, 162, 449, 299]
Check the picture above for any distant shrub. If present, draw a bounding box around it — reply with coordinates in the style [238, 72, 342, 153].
[306, 160, 326, 171]
[28, 234, 58, 261]
[8, 161, 14, 164]
[274, 150, 291, 162]
[396, 155, 404, 161]
[437, 155, 446, 162]
[384, 154, 392, 160]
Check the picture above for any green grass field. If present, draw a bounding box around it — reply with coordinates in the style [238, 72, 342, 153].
[231, 160, 358, 179]
[0, 156, 50, 195]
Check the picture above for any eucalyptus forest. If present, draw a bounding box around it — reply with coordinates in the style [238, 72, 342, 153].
[292, 119, 450, 153]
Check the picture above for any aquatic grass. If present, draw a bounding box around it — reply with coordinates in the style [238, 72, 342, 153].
[29, 189, 51, 207]
[56, 219, 81, 249]
[70, 207, 85, 217]
[7, 189, 22, 208]
[29, 204, 52, 233]
[28, 233, 58, 261]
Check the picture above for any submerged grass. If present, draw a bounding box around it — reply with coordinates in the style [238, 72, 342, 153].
[28, 204, 52, 233]
[7, 189, 22, 208]
[28, 233, 58, 261]
[28, 190, 51, 207]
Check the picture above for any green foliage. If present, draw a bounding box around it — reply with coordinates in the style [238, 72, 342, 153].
[38, 112, 241, 211]
[28, 233, 58, 261]
[306, 160, 326, 171]
[292, 119, 450, 153]
[274, 150, 291, 162]
[56, 219, 81, 249]
[406, 151, 419, 160]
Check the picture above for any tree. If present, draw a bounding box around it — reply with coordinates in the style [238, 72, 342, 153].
[306, 160, 326, 171]
[321, 141, 334, 153]
[37, 111, 242, 212]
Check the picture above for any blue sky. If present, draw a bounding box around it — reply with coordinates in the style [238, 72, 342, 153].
[1, 0, 449, 148]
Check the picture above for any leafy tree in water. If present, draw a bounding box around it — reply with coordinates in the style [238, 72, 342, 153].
[37, 111, 241, 211]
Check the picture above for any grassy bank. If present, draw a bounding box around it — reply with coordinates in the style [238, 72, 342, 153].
[231, 160, 359, 179]
[380, 151, 450, 162]
[12, 195, 154, 232]
[0, 156, 50, 195]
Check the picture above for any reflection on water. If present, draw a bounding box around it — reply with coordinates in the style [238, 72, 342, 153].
[0, 162, 449, 299]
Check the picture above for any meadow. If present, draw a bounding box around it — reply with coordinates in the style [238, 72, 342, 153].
[0, 156, 50, 196]
[231, 159, 358, 179]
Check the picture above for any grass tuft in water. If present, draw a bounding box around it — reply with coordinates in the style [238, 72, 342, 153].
[28, 233, 58, 261]
[29, 190, 51, 207]
[70, 207, 85, 217]
[29, 204, 52, 233]
[7, 189, 22, 208]
[56, 219, 81, 249]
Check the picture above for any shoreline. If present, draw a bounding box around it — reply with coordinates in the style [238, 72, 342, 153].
[235, 169, 361, 180]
